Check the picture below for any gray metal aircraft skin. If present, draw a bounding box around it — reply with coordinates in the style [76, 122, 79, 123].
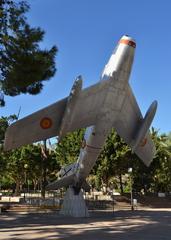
[4, 35, 157, 193]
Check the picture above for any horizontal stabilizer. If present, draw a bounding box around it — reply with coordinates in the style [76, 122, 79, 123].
[46, 174, 75, 190]
[114, 85, 157, 167]
[132, 100, 157, 152]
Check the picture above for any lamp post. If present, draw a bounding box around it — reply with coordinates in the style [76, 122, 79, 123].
[128, 167, 134, 211]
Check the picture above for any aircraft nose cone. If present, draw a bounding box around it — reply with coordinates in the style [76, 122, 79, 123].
[120, 35, 136, 48]
[121, 35, 135, 41]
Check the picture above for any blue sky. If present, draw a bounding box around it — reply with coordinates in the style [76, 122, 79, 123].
[1, 0, 171, 133]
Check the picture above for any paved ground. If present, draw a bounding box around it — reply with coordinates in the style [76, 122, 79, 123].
[0, 208, 171, 239]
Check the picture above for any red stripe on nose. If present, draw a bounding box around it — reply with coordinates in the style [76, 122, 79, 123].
[119, 39, 136, 48]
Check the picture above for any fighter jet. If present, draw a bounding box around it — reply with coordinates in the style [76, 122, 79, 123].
[4, 35, 157, 194]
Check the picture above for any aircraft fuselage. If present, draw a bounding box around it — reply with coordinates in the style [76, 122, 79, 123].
[73, 35, 136, 192]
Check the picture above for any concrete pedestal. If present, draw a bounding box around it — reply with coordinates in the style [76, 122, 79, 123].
[60, 187, 89, 217]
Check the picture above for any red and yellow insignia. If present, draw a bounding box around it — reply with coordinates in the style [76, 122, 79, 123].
[40, 117, 52, 129]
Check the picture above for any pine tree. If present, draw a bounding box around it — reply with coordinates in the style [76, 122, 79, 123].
[0, 0, 57, 106]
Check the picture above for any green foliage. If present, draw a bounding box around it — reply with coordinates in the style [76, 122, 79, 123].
[0, 142, 60, 195]
[0, 0, 57, 105]
[91, 127, 171, 194]
[0, 150, 7, 178]
[0, 116, 60, 194]
[55, 129, 85, 167]
[131, 128, 171, 194]
[94, 129, 132, 193]
[0, 115, 17, 182]
[0, 115, 17, 143]
[0, 120, 171, 195]
[149, 128, 171, 192]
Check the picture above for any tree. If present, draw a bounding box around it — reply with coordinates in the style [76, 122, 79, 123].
[131, 128, 171, 194]
[0, 115, 59, 195]
[0, 115, 17, 143]
[39, 140, 60, 198]
[94, 129, 132, 193]
[150, 128, 171, 193]
[0, 115, 17, 185]
[0, 142, 59, 195]
[55, 129, 85, 167]
[0, 0, 57, 105]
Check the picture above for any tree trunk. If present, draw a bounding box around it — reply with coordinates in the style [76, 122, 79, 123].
[14, 180, 20, 196]
[33, 179, 37, 193]
[41, 140, 47, 199]
[119, 173, 124, 194]
[41, 167, 46, 199]
[102, 175, 109, 194]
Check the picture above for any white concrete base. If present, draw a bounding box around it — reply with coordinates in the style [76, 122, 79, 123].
[60, 187, 89, 217]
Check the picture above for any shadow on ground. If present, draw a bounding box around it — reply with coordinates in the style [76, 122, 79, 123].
[0, 209, 171, 239]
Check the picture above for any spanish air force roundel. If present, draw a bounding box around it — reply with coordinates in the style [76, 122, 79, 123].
[40, 117, 53, 129]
